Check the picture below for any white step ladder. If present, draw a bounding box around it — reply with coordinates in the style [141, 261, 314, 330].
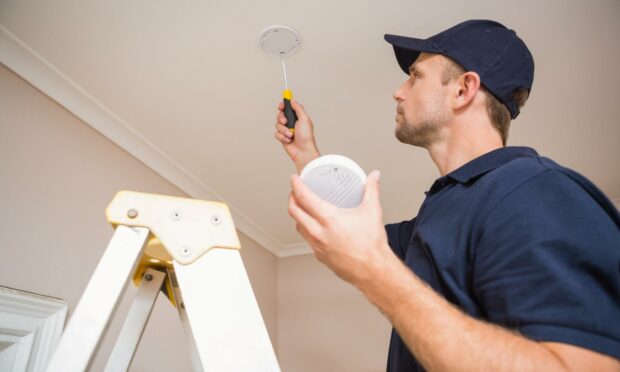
[45, 191, 280, 372]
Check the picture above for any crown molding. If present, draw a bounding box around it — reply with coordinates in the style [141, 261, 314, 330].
[279, 242, 313, 257]
[0, 24, 313, 258]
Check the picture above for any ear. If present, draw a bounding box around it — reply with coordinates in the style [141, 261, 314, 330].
[453, 71, 481, 112]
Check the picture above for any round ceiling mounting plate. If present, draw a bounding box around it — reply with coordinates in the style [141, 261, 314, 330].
[259, 25, 302, 58]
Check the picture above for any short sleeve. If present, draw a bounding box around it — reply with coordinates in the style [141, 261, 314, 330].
[385, 218, 416, 260]
[473, 170, 620, 359]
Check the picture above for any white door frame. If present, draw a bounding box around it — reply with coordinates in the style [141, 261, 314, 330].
[0, 286, 67, 372]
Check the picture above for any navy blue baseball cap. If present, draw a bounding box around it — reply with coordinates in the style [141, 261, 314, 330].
[384, 20, 534, 119]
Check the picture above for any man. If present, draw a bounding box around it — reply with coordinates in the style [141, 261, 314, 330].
[274, 20, 620, 371]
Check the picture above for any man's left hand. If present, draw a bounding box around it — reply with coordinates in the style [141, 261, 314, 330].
[288, 170, 392, 286]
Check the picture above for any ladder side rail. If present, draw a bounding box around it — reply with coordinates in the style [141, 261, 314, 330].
[104, 268, 165, 372]
[46, 226, 150, 372]
[173, 248, 281, 372]
[167, 266, 204, 372]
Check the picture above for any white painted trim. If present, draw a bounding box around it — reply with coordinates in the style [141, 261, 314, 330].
[279, 242, 313, 257]
[0, 24, 302, 258]
[0, 286, 68, 372]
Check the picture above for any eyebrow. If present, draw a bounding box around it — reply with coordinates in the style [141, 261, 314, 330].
[408, 64, 420, 75]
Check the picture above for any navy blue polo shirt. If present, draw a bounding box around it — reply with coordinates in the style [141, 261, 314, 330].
[385, 146, 620, 371]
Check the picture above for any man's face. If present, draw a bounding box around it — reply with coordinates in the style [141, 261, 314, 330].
[393, 53, 452, 148]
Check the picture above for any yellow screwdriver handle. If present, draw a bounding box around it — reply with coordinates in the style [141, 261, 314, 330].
[282, 89, 297, 134]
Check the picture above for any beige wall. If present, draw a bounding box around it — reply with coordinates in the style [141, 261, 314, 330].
[0, 63, 278, 371]
[278, 255, 391, 372]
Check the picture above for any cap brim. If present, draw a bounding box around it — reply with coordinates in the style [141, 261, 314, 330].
[384, 34, 438, 75]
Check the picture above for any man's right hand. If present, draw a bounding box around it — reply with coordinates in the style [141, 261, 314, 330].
[274, 99, 320, 173]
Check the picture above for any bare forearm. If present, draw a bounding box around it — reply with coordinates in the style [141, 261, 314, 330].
[357, 250, 569, 372]
[292, 150, 320, 174]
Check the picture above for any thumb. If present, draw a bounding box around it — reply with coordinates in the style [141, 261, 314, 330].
[362, 170, 381, 206]
[291, 99, 307, 119]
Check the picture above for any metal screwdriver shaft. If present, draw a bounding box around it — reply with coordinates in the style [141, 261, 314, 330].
[281, 55, 288, 90]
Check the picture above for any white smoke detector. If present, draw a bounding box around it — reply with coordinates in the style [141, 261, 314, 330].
[300, 155, 367, 208]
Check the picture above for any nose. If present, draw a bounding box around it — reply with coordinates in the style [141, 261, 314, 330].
[393, 80, 407, 102]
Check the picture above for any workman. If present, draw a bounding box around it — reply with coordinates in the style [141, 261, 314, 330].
[273, 19, 620, 371]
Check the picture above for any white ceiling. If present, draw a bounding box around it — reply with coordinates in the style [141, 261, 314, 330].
[1, 0, 619, 256]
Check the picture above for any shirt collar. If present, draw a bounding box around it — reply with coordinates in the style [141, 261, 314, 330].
[425, 147, 538, 196]
[447, 146, 538, 184]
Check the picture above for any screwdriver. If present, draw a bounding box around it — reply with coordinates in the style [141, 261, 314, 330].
[280, 52, 298, 135]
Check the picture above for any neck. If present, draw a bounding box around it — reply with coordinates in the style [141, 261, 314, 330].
[426, 117, 504, 176]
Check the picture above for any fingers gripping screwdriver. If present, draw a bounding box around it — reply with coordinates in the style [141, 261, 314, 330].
[281, 53, 298, 135]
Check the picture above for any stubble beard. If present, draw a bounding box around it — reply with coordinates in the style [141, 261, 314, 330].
[395, 111, 447, 148]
